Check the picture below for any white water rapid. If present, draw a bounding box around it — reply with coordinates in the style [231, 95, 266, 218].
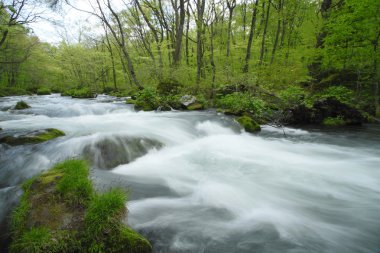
[1, 94, 380, 253]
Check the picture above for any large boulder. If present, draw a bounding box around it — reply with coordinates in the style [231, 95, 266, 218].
[282, 97, 364, 126]
[180, 95, 196, 107]
[82, 136, 163, 170]
[0, 128, 65, 146]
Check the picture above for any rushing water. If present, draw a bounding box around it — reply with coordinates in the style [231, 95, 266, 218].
[1, 94, 380, 253]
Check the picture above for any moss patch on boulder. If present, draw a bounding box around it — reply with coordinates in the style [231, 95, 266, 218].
[322, 116, 346, 127]
[237, 116, 261, 133]
[14, 101, 31, 110]
[186, 102, 204, 110]
[0, 128, 65, 146]
[9, 160, 152, 253]
[36, 88, 52, 95]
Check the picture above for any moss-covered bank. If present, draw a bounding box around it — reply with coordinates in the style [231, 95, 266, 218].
[10, 160, 152, 253]
[0, 128, 65, 146]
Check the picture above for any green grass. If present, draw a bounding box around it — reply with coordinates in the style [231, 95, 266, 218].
[15, 101, 30, 110]
[85, 189, 127, 236]
[54, 160, 93, 206]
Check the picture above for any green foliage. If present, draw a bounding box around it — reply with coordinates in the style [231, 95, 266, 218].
[134, 88, 161, 111]
[322, 116, 346, 127]
[237, 116, 261, 133]
[15, 101, 30, 110]
[279, 86, 307, 107]
[36, 87, 51, 95]
[54, 160, 93, 206]
[316, 86, 354, 105]
[157, 77, 182, 96]
[0, 87, 29, 97]
[63, 87, 95, 98]
[217, 92, 266, 115]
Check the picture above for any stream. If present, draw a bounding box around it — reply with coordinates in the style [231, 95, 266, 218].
[1, 94, 380, 253]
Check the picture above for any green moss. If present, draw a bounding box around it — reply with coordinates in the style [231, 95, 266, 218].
[15, 101, 31, 110]
[186, 102, 203, 110]
[10, 160, 152, 253]
[322, 116, 346, 126]
[0, 128, 65, 146]
[237, 116, 261, 133]
[36, 87, 51, 95]
[126, 98, 137, 104]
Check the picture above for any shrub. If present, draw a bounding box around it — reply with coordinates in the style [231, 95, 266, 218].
[279, 86, 306, 107]
[217, 92, 266, 115]
[157, 77, 182, 95]
[70, 87, 95, 98]
[134, 88, 161, 111]
[317, 86, 354, 105]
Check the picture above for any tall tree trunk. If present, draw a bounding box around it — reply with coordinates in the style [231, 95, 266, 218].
[185, 3, 190, 66]
[259, 0, 271, 65]
[173, 0, 186, 65]
[196, 0, 206, 87]
[270, 0, 282, 65]
[243, 0, 259, 73]
[242, 0, 247, 41]
[210, 21, 216, 100]
[226, 0, 236, 57]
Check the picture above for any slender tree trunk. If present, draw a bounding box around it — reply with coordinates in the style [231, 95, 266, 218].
[210, 21, 216, 100]
[270, 0, 282, 65]
[173, 0, 186, 65]
[185, 3, 190, 65]
[196, 0, 206, 87]
[259, 0, 271, 65]
[226, 0, 236, 57]
[243, 0, 259, 73]
[242, 0, 247, 41]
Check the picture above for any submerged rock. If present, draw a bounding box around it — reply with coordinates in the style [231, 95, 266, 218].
[237, 115, 261, 133]
[9, 160, 152, 253]
[82, 136, 163, 170]
[14, 101, 30, 110]
[0, 128, 65, 146]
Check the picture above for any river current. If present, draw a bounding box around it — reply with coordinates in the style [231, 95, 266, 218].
[0, 94, 379, 253]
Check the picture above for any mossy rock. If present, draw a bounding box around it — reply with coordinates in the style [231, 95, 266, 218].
[322, 117, 346, 127]
[186, 102, 204, 111]
[14, 101, 31, 110]
[0, 128, 65, 146]
[237, 116, 261, 133]
[36, 88, 52, 95]
[10, 160, 152, 253]
[126, 98, 136, 105]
